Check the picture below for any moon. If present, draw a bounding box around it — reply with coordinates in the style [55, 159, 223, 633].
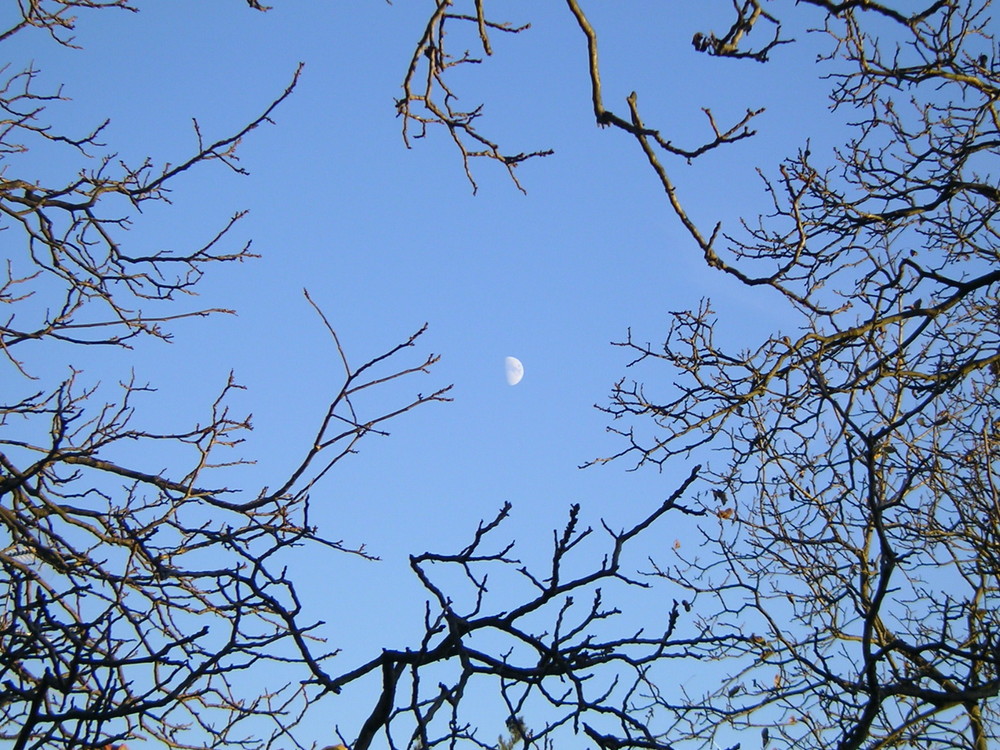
[504, 356, 524, 386]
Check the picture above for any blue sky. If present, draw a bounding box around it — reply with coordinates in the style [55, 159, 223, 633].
[4, 2, 845, 746]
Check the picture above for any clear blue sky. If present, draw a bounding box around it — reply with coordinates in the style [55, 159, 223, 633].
[5, 2, 842, 746]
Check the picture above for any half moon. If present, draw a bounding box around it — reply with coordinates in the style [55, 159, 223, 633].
[504, 356, 524, 386]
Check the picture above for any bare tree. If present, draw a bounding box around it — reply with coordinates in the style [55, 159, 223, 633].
[5, 2, 998, 750]
[321, 467, 709, 750]
[0, 4, 450, 749]
[383, 1, 1000, 749]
